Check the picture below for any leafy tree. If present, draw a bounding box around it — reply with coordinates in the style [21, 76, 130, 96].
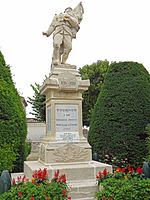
[0, 51, 27, 173]
[79, 60, 109, 126]
[28, 83, 46, 122]
[88, 61, 150, 166]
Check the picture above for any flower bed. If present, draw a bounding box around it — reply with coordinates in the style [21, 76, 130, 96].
[96, 166, 150, 200]
[0, 168, 71, 200]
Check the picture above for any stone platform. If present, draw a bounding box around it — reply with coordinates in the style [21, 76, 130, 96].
[24, 160, 112, 199]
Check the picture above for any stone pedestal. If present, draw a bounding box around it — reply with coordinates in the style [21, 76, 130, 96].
[24, 64, 112, 200]
[26, 141, 40, 161]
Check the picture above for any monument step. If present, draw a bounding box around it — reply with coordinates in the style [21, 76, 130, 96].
[69, 179, 98, 199]
[24, 160, 112, 181]
[11, 172, 24, 179]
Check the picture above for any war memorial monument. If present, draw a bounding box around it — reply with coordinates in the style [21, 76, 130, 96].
[24, 2, 112, 199]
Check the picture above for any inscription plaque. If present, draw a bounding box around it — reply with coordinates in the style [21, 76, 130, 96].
[55, 104, 79, 142]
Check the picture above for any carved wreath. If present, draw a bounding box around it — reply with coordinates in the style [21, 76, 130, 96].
[53, 144, 88, 162]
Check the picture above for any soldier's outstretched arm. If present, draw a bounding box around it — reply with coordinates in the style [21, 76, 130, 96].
[42, 15, 57, 37]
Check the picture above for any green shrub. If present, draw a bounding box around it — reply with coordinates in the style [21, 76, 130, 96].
[0, 51, 27, 172]
[0, 169, 71, 200]
[88, 61, 150, 166]
[0, 144, 17, 175]
[24, 141, 31, 159]
[97, 177, 150, 200]
[96, 167, 150, 200]
[146, 123, 150, 162]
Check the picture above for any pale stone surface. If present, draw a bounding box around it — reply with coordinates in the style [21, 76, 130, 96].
[39, 142, 92, 164]
[26, 141, 40, 161]
[27, 122, 46, 141]
[11, 173, 24, 180]
[55, 104, 79, 141]
[24, 160, 112, 182]
[70, 180, 98, 199]
[26, 121, 46, 161]
[42, 2, 84, 67]
[37, 64, 90, 164]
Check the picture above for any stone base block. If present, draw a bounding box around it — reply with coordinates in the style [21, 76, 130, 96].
[26, 141, 40, 161]
[39, 141, 92, 164]
[24, 160, 112, 199]
[24, 160, 112, 181]
[69, 180, 98, 199]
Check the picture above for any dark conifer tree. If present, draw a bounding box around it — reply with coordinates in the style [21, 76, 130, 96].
[88, 61, 150, 166]
[0, 51, 27, 173]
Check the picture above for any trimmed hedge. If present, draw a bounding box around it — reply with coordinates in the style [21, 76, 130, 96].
[0, 51, 27, 173]
[88, 61, 150, 166]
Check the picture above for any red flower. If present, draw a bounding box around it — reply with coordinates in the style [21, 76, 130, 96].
[22, 175, 26, 182]
[17, 176, 21, 182]
[62, 189, 67, 195]
[103, 168, 108, 176]
[68, 196, 71, 200]
[96, 171, 102, 179]
[32, 168, 48, 181]
[32, 170, 38, 179]
[18, 191, 22, 197]
[58, 174, 66, 183]
[30, 196, 35, 200]
[136, 166, 142, 174]
[128, 165, 134, 173]
[61, 174, 66, 183]
[109, 197, 113, 200]
[37, 168, 42, 179]
[102, 196, 106, 200]
[42, 168, 48, 180]
[31, 179, 36, 184]
[115, 167, 122, 172]
[121, 167, 126, 173]
[54, 170, 59, 178]
[96, 174, 100, 179]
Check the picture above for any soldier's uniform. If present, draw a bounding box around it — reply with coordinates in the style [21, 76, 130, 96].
[46, 12, 79, 65]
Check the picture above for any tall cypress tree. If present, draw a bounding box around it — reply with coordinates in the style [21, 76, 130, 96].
[88, 61, 150, 166]
[0, 51, 27, 173]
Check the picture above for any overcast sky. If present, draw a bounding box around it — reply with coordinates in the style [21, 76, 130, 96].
[0, 0, 150, 117]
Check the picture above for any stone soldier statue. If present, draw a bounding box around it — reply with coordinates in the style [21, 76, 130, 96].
[42, 2, 84, 68]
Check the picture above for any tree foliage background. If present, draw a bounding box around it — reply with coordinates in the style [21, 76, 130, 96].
[88, 61, 150, 166]
[79, 60, 109, 126]
[0, 51, 27, 173]
[28, 83, 46, 122]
